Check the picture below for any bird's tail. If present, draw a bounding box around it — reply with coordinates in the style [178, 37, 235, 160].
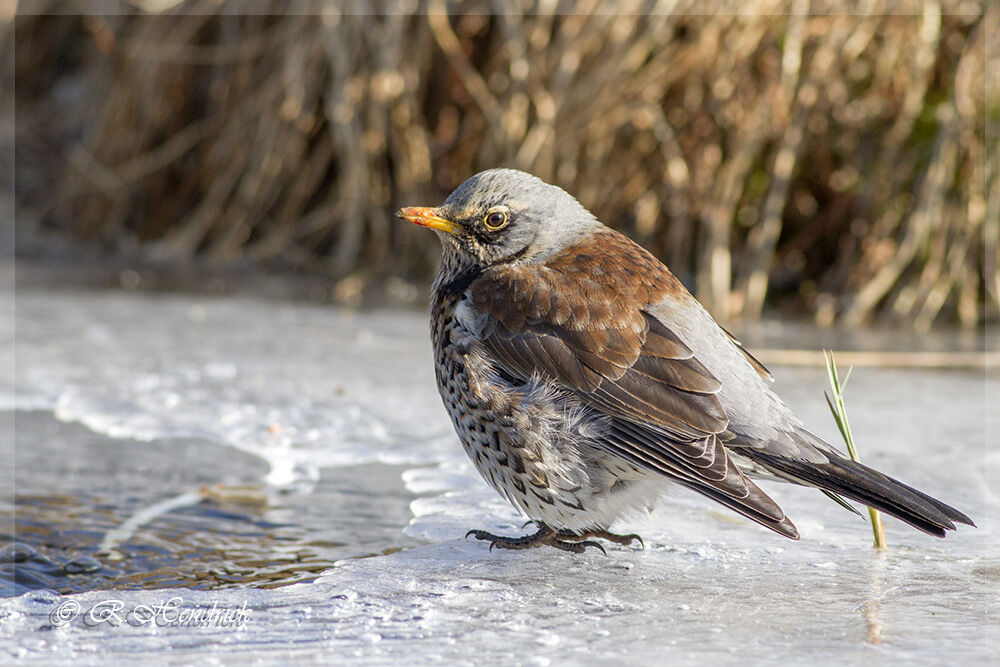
[744, 437, 974, 538]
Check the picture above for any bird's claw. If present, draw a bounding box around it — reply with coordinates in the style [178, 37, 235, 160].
[575, 540, 607, 556]
[463, 530, 503, 551]
[616, 533, 644, 549]
[464, 525, 638, 556]
[555, 528, 645, 550]
[466, 529, 497, 542]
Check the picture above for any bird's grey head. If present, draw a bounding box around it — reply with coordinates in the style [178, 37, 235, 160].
[396, 169, 600, 272]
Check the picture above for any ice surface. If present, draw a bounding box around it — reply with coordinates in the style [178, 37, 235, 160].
[4, 290, 460, 485]
[2, 276, 996, 664]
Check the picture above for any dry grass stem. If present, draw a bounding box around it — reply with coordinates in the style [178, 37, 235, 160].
[10, 3, 992, 325]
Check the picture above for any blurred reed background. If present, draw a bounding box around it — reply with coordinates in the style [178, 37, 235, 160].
[9, 1, 998, 329]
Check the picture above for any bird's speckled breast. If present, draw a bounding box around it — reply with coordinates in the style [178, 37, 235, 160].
[430, 290, 559, 508]
[429, 286, 657, 533]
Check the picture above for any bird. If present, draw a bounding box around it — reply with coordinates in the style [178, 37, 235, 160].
[395, 168, 973, 554]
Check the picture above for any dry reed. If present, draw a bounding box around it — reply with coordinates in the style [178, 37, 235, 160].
[10, 1, 996, 327]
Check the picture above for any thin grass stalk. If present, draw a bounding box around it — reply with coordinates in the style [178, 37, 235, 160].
[823, 350, 887, 550]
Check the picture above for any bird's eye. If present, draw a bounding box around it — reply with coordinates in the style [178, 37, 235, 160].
[483, 210, 508, 231]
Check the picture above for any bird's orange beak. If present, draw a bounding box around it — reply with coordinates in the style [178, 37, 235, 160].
[395, 206, 461, 235]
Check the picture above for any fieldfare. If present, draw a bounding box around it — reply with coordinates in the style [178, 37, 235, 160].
[396, 169, 973, 554]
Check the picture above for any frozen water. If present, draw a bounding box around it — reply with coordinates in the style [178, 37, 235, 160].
[4, 287, 460, 485]
[2, 272, 996, 664]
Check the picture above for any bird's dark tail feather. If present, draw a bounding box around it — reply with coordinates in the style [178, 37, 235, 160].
[746, 450, 974, 538]
[672, 477, 801, 540]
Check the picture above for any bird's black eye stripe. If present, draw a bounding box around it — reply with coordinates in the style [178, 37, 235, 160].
[469, 227, 492, 245]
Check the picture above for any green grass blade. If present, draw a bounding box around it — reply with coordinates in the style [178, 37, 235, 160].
[823, 350, 887, 549]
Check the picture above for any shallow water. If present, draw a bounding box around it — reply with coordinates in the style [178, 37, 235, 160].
[3, 411, 421, 594]
[1, 275, 996, 664]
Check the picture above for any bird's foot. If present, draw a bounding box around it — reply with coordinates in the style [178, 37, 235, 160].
[465, 525, 606, 555]
[557, 528, 644, 549]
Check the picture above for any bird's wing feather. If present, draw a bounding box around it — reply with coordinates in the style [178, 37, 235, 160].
[468, 230, 798, 538]
[719, 325, 773, 381]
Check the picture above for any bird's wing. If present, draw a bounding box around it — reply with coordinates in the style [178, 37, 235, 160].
[468, 230, 798, 538]
[719, 325, 773, 381]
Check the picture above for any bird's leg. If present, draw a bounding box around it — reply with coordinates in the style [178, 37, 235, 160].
[556, 528, 644, 549]
[466, 524, 607, 554]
